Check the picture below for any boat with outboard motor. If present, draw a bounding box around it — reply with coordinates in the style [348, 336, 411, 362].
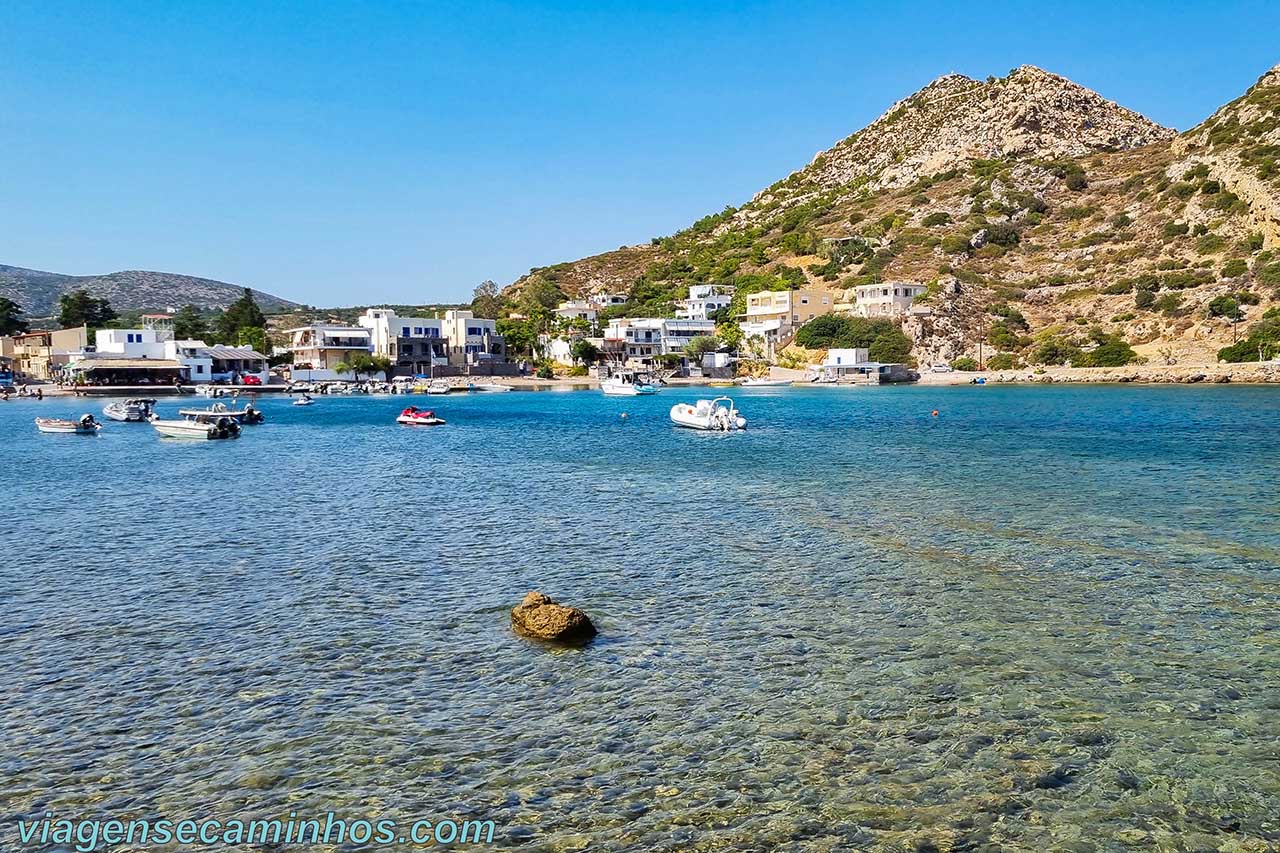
[670, 396, 747, 431]
[149, 415, 241, 439]
[292, 394, 315, 407]
[35, 414, 102, 434]
[396, 406, 446, 426]
[467, 382, 512, 393]
[103, 398, 158, 422]
[425, 380, 452, 395]
[601, 371, 657, 396]
[178, 402, 265, 425]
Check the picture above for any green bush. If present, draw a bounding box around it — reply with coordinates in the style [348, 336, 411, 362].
[1218, 307, 1280, 362]
[986, 353, 1019, 369]
[1162, 222, 1190, 238]
[1200, 179, 1221, 194]
[1110, 213, 1133, 229]
[1154, 293, 1185, 315]
[1103, 280, 1134, 295]
[1076, 331, 1139, 367]
[984, 222, 1021, 246]
[1222, 258, 1249, 278]
[941, 233, 972, 254]
[1195, 234, 1226, 254]
[1257, 262, 1280, 286]
[795, 314, 907, 352]
[922, 211, 952, 227]
[1134, 290, 1156, 309]
[1207, 295, 1242, 319]
[950, 357, 979, 371]
[1031, 336, 1081, 366]
[1169, 182, 1198, 200]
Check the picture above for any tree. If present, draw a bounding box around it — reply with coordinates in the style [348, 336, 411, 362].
[568, 339, 599, 365]
[470, 280, 502, 319]
[497, 318, 538, 358]
[684, 335, 721, 361]
[0, 297, 29, 335]
[334, 352, 391, 381]
[172, 304, 208, 340]
[716, 322, 744, 350]
[58, 289, 116, 329]
[217, 288, 266, 342]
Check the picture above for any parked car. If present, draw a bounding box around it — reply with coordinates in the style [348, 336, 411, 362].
[241, 375, 263, 386]
[929, 363, 953, 373]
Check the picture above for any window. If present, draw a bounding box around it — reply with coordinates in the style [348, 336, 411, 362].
[196, 365, 205, 374]
[800, 297, 809, 305]
[822, 297, 829, 305]
[401, 327, 410, 337]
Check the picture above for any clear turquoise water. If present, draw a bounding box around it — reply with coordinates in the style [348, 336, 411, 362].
[2, 385, 1279, 851]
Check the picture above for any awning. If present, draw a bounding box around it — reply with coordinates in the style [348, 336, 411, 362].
[202, 345, 267, 360]
[69, 359, 183, 372]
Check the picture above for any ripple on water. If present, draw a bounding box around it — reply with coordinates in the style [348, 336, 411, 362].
[1, 386, 1279, 851]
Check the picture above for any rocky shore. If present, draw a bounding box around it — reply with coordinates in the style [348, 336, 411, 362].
[917, 362, 1280, 386]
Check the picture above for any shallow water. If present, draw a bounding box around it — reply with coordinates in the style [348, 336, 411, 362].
[2, 385, 1279, 851]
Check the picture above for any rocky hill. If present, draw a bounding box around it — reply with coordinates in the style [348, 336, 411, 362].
[0, 264, 300, 318]
[506, 62, 1280, 367]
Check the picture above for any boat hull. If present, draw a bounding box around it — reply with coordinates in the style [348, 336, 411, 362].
[35, 418, 100, 435]
[396, 415, 446, 426]
[669, 398, 747, 431]
[150, 418, 240, 439]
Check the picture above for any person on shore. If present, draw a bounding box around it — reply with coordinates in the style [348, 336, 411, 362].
[36, 388, 43, 400]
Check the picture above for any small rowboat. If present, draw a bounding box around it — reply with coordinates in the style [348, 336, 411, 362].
[396, 406, 446, 426]
[150, 416, 241, 440]
[35, 415, 102, 434]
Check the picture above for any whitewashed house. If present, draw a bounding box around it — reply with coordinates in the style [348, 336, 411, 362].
[850, 282, 928, 317]
[675, 284, 735, 321]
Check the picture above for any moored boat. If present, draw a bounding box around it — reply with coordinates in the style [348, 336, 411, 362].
[292, 394, 315, 406]
[737, 378, 793, 387]
[396, 406, 446, 426]
[467, 382, 512, 393]
[670, 396, 747, 431]
[425, 380, 452, 395]
[103, 398, 158, 422]
[178, 402, 265, 425]
[35, 414, 102, 435]
[601, 372, 657, 396]
[150, 415, 241, 439]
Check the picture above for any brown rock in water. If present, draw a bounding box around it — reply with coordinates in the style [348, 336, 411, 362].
[511, 592, 597, 643]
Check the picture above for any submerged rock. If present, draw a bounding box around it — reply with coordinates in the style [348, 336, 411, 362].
[511, 591, 597, 644]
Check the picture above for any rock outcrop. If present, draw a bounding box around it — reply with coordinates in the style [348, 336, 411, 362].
[511, 591, 597, 644]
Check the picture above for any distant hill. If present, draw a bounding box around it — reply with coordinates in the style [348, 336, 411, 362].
[0, 264, 300, 318]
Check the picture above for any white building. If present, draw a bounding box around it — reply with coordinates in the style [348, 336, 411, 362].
[850, 281, 928, 317]
[358, 308, 447, 376]
[553, 300, 598, 323]
[287, 323, 373, 381]
[78, 315, 268, 384]
[676, 284, 735, 321]
[603, 317, 716, 366]
[441, 310, 506, 367]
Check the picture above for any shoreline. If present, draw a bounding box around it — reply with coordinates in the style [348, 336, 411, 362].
[11, 361, 1280, 399]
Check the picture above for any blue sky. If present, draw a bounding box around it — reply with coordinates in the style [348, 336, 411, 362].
[2, 1, 1278, 307]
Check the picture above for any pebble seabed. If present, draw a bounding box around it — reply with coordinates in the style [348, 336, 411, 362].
[2, 384, 1278, 851]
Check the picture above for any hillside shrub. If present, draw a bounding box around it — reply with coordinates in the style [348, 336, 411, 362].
[1154, 293, 1185, 315]
[1222, 258, 1249, 278]
[986, 353, 1019, 369]
[1217, 307, 1280, 362]
[1162, 222, 1190, 238]
[1076, 330, 1139, 367]
[1134, 290, 1156, 309]
[950, 357, 978, 371]
[985, 221, 1021, 246]
[922, 211, 952, 227]
[795, 315, 909, 353]
[1195, 234, 1226, 254]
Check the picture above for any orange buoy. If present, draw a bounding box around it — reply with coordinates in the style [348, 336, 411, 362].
[931, 409, 940, 417]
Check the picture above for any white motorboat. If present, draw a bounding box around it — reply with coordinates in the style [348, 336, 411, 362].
[426, 380, 452, 395]
[103, 398, 158, 422]
[35, 414, 102, 435]
[467, 382, 512, 393]
[150, 416, 241, 440]
[601, 372, 657, 396]
[738, 377, 793, 387]
[292, 395, 315, 407]
[396, 406, 446, 426]
[178, 402, 265, 425]
[193, 384, 233, 398]
[670, 396, 747, 431]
